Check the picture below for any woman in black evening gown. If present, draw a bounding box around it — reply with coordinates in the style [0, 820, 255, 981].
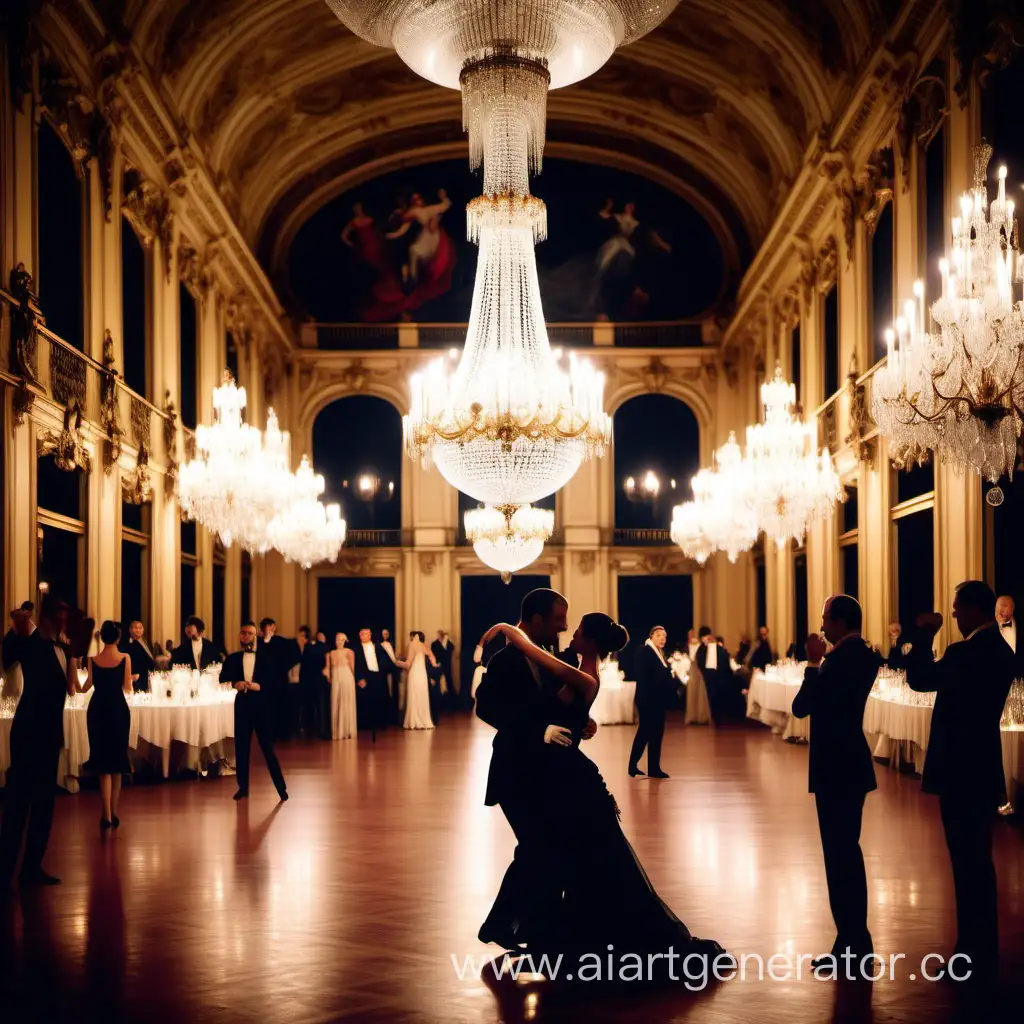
[479, 613, 729, 978]
[80, 620, 132, 832]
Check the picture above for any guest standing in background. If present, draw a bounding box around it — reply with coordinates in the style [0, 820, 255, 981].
[171, 617, 222, 670]
[297, 626, 324, 738]
[80, 621, 132, 833]
[119, 619, 155, 692]
[747, 626, 775, 673]
[1, 601, 33, 698]
[904, 581, 1016, 981]
[397, 631, 438, 730]
[325, 633, 357, 739]
[380, 628, 399, 722]
[431, 629, 456, 715]
[628, 626, 672, 778]
[353, 628, 396, 740]
[885, 621, 904, 666]
[787, 633, 808, 662]
[995, 596, 1018, 676]
[259, 617, 299, 741]
[792, 595, 880, 965]
[0, 598, 75, 888]
[686, 628, 700, 661]
[697, 627, 741, 722]
[221, 621, 287, 802]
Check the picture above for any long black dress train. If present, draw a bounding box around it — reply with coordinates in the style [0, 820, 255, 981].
[84, 660, 131, 774]
[481, 683, 722, 971]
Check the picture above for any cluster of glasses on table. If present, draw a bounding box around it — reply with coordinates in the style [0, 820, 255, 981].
[62, 665, 233, 710]
[668, 652, 690, 684]
[871, 667, 936, 707]
[761, 660, 806, 686]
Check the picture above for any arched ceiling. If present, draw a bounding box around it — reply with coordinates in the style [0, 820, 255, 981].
[117, 0, 892, 310]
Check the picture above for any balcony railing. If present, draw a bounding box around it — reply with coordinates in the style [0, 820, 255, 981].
[613, 528, 673, 546]
[344, 528, 409, 548]
[309, 319, 708, 350]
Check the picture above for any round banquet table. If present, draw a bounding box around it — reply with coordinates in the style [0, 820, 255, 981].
[590, 680, 637, 725]
[0, 693, 236, 793]
[861, 694, 934, 774]
[746, 671, 809, 741]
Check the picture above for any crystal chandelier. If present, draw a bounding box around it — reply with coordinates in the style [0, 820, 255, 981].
[688, 433, 759, 562]
[746, 369, 842, 548]
[266, 456, 347, 569]
[872, 145, 1024, 484]
[670, 500, 714, 565]
[178, 374, 286, 552]
[464, 503, 554, 582]
[326, 2, 663, 507]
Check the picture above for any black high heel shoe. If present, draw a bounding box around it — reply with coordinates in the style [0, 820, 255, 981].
[100, 818, 112, 834]
[111, 816, 120, 829]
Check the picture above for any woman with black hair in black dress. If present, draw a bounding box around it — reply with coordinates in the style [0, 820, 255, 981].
[80, 620, 132, 832]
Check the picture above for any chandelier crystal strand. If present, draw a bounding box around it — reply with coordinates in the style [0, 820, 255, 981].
[873, 144, 1024, 483]
[670, 501, 714, 565]
[266, 456, 347, 569]
[689, 433, 759, 562]
[465, 503, 554, 581]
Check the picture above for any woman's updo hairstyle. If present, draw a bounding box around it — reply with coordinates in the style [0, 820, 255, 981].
[580, 612, 629, 658]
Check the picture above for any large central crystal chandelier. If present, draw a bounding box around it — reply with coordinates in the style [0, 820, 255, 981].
[746, 369, 842, 548]
[465, 503, 554, 582]
[688, 434, 759, 562]
[873, 144, 1024, 484]
[266, 456, 347, 569]
[325, 2, 674, 510]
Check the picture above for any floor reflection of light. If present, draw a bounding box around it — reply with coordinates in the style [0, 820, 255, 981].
[524, 991, 539, 1020]
[453, 720, 504, 893]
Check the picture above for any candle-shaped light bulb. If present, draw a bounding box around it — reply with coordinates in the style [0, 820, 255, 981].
[961, 195, 972, 220]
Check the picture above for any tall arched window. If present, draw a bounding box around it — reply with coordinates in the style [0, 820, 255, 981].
[37, 119, 84, 349]
[122, 219, 148, 396]
[179, 283, 198, 430]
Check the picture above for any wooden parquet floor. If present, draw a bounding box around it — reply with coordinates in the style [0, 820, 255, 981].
[0, 715, 1021, 1023]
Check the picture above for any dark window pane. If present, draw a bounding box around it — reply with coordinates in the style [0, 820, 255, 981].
[181, 519, 197, 557]
[755, 558, 767, 631]
[122, 221, 147, 396]
[121, 540, 145, 625]
[179, 283, 198, 429]
[793, 551, 808, 643]
[180, 563, 196, 624]
[38, 456, 82, 519]
[983, 55, 1024, 182]
[925, 124, 947, 313]
[37, 120, 84, 350]
[226, 331, 240, 385]
[39, 526, 80, 609]
[824, 286, 839, 398]
[841, 543, 859, 602]
[896, 510, 934, 627]
[843, 487, 859, 534]
[896, 461, 934, 504]
[871, 202, 894, 364]
[122, 501, 142, 532]
[212, 564, 226, 650]
[616, 575, 693, 676]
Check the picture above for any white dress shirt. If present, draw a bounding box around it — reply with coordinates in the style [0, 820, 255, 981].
[191, 636, 204, 668]
[704, 642, 718, 671]
[999, 618, 1017, 654]
[645, 638, 668, 667]
[242, 650, 256, 683]
[362, 642, 379, 673]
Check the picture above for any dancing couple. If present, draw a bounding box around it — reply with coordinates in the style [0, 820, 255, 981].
[475, 588, 727, 981]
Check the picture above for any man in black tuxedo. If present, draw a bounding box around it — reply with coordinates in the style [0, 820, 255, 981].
[353, 628, 396, 739]
[220, 621, 287, 801]
[295, 625, 325, 739]
[119, 619, 156, 692]
[628, 625, 673, 778]
[475, 588, 597, 948]
[380, 628, 400, 723]
[0, 599, 74, 889]
[904, 580, 1016, 978]
[2, 602, 33, 698]
[431, 629, 456, 712]
[747, 625, 775, 673]
[171, 616, 223, 670]
[792, 594, 881, 964]
[258, 617, 300, 740]
[696, 626, 742, 721]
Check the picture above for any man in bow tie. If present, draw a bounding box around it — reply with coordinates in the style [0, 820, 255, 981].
[119, 619, 156, 692]
[996, 595, 1017, 656]
[353, 628, 396, 740]
[220, 622, 287, 802]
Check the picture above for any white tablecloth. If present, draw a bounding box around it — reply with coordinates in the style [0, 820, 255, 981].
[590, 681, 637, 725]
[0, 695, 236, 792]
[862, 696, 934, 774]
[746, 672, 809, 740]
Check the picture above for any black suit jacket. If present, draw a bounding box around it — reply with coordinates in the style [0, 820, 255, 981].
[298, 641, 325, 685]
[792, 637, 882, 795]
[475, 645, 563, 807]
[431, 638, 454, 669]
[170, 637, 223, 670]
[695, 642, 729, 680]
[221, 647, 277, 710]
[353, 642, 395, 683]
[905, 623, 1016, 805]
[119, 636, 155, 690]
[3, 630, 71, 754]
[633, 644, 673, 711]
[748, 640, 775, 673]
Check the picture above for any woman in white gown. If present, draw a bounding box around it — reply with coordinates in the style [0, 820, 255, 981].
[396, 631, 438, 730]
[325, 633, 357, 739]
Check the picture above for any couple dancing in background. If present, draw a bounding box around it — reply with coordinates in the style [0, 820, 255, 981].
[474, 589, 727, 976]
